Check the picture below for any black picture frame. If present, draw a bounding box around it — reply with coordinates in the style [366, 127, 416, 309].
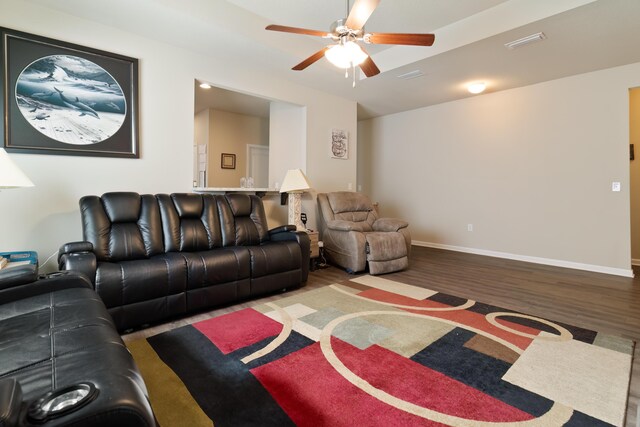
[1, 27, 139, 158]
[221, 153, 236, 169]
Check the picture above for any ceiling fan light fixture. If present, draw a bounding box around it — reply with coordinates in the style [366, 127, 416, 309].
[265, 0, 433, 78]
[325, 41, 368, 69]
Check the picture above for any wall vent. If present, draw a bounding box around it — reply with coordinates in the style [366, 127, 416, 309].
[504, 32, 546, 49]
[397, 70, 424, 80]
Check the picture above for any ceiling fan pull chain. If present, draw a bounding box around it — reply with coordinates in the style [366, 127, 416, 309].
[352, 64, 356, 87]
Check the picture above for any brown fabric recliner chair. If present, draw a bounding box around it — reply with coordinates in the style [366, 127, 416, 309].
[317, 192, 411, 275]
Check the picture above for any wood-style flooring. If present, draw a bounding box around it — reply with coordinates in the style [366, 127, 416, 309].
[123, 246, 640, 427]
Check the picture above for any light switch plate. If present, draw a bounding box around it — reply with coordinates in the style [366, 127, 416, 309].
[612, 182, 621, 192]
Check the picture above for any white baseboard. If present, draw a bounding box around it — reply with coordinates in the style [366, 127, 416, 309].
[412, 240, 635, 278]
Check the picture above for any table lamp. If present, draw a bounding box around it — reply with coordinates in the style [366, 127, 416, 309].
[279, 169, 311, 230]
[0, 148, 33, 189]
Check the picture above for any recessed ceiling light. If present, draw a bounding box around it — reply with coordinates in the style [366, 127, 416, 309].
[199, 83, 212, 89]
[504, 32, 546, 50]
[467, 82, 486, 94]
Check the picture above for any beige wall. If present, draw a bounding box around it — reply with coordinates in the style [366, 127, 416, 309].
[268, 102, 305, 228]
[359, 62, 640, 276]
[307, 102, 358, 233]
[206, 109, 268, 188]
[269, 102, 306, 189]
[630, 88, 640, 262]
[0, 0, 357, 270]
[194, 110, 209, 148]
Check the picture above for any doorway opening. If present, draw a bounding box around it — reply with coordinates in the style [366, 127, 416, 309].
[247, 144, 269, 188]
[630, 87, 640, 266]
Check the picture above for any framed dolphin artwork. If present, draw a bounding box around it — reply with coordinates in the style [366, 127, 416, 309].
[0, 27, 139, 158]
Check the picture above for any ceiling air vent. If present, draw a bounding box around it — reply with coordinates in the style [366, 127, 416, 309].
[397, 70, 424, 80]
[504, 32, 546, 49]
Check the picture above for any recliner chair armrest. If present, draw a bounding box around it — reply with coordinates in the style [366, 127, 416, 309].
[373, 218, 409, 232]
[58, 242, 97, 284]
[325, 220, 369, 232]
[58, 241, 94, 258]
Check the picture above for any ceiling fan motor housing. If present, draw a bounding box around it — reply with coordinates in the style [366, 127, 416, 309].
[330, 19, 363, 40]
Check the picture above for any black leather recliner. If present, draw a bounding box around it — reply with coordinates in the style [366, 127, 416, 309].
[59, 192, 309, 331]
[0, 266, 155, 426]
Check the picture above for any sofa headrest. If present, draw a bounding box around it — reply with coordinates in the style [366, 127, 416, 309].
[171, 193, 203, 218]
[327, 192, 373, 214]
[101, 192, 141, 223]
[226, 194, 252, 216]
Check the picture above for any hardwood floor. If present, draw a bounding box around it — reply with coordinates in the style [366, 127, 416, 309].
[123, 246, 640, 427]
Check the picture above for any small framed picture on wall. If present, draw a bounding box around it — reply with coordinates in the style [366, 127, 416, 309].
[331, 129, 348, 160]
[221, 153, 236, 169]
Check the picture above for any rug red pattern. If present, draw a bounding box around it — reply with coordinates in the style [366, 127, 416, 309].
[129, 277, 634, 427]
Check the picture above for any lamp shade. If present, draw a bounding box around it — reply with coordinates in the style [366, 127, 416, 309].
[279, 169, 311, 193]
[0, 149, 33, 189]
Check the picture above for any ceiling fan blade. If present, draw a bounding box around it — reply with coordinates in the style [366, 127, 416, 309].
[367, 33, 435, 46]
[345, 0, 380, 30]
[359, 56, 380, 78]
[265, 24, 328, 38]
[292, 47, 330, 71]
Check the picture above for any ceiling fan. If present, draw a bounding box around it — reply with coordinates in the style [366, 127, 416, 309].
[265, 0, 435, 80]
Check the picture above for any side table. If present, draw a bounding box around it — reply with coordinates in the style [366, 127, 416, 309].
[307, 230, 319, 269]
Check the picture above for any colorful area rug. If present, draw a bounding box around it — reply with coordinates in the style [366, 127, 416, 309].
[128, 276, 634, 427]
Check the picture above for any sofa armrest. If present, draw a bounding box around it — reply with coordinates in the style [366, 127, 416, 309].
[373, 218, 409, 232]
[270, 229, 310, 248]
[0, 271, 93, 305]
[58, 241, 97, 284]
[326, 220, 369, 232]
[0, 264, 38, 291]
[270, 230, 310, 282]
[268, 225, 297, 236]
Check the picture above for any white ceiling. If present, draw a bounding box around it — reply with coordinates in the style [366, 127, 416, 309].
[25, 0, 640, 119]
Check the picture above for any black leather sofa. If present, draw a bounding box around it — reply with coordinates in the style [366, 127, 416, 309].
[59, 192, 309, 331]
[0, 265, 155, 426]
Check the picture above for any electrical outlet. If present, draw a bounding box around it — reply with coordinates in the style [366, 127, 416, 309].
[467, 224, 473, 232]
[347, 183, 353, 190]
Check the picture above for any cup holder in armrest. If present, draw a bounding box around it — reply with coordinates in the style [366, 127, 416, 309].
[27, 383, 98, 424]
